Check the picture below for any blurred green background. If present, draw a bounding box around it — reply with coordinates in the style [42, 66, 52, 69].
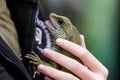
[41, 0, 119, 80]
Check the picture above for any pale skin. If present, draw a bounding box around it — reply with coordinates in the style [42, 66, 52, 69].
[37, 35, 108, 80]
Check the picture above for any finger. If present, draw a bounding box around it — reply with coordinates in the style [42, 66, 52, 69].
[44, 76, 53, 80]
[41, 49, 94, 80]
[79, 35, 86, 48]
[56, 38, 106, 73]
[38, 64, 79, 80]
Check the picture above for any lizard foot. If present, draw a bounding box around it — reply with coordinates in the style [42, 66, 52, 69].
[24, 51, 41, 65]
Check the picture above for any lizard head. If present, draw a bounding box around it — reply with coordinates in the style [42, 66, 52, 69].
[49, 13, 72, 31]
[45, 13, 73, 39]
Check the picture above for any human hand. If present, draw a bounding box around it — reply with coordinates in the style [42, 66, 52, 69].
[37, 35, 108, 80]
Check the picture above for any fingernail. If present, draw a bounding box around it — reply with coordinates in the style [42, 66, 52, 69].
[56, 38, 64, 44]
[80, 34, 84, 39]
[38, 64, 46, 72]
[41, 48, 50, 55]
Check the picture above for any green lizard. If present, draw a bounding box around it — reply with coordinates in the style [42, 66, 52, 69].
[25, 13, 81, 78]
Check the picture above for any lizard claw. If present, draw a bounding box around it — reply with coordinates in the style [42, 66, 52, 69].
[33, 71, 40, 78]
[24, 51, 41, 65]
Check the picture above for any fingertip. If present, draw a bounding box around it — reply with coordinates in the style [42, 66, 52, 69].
[37, 64, 46, 72]
[55, 38, 63, 43]
[80, 34, 85, 40]
[55, 38, 67, 47]
[44, 76, 53, 80]
[79, 34, 86, 48]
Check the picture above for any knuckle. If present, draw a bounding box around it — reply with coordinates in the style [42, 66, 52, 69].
[68, 74, 79, 80]
[102, 68, 109, 78]
[49, 70, 56, 77]
[96, 68, 109, 80]
[79, 49, 89, 58]
[68, 60, 80, 71]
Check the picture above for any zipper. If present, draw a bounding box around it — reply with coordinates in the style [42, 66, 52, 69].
[31, 0, 40, 52]
[28, 0, 40, 78]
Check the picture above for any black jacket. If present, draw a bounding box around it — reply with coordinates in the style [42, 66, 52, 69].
[0, 0, 51, 80]
[0, 37, 31, 80]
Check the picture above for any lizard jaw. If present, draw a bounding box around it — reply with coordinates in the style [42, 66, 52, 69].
[45, 20, 57, 31]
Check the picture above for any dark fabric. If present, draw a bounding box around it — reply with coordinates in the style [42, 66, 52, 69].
[0, 37, 32, 80]
[6, 0, 40, 54]
[6, 0, 51, 80]
[0, 64, 14, 80]
[6, 1, 39, 79]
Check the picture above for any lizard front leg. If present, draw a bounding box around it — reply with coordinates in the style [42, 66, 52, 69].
[24, 51, 41, 78]
[25, 51, 58, 78]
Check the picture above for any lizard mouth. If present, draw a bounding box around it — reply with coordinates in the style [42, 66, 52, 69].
[45, 20, 57, 31]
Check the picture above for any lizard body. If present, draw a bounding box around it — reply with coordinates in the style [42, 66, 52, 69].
[25, 13, 81, 78]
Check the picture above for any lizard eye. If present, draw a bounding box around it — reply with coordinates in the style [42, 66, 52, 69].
[57, 19, 64, 25]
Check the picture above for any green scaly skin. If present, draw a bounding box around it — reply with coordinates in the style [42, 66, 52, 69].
[25, 13, 81, 78]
